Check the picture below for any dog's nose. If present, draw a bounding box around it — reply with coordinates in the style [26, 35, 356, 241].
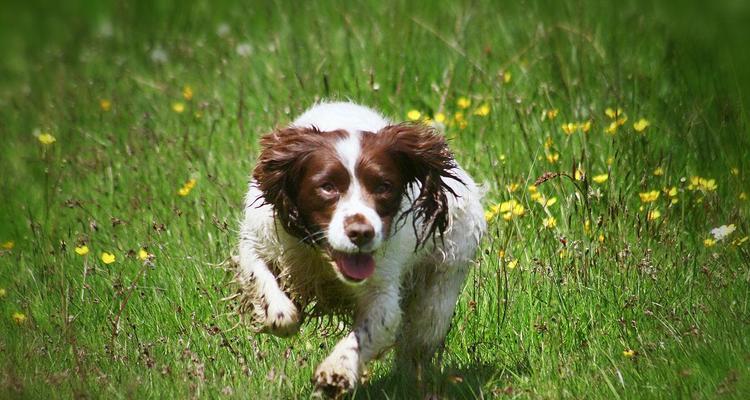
[344, 215, 375, 247]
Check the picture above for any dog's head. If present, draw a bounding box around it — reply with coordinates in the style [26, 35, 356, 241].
[253, 123, 459, 284]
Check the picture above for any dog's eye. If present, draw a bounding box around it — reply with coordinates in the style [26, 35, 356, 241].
[319, 182, 338, 195]
[373, 181, 392, 195]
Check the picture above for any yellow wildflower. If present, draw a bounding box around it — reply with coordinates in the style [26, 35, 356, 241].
[633, 118, 650, 133]
[688, 176, 717, 192]
[543, 217, 557, 229]
[544, 109, 559, 120]
[74, 245, 89, 256]
[101, 252, 116, 264]
[527, 185, 541, 201]
[1, 241, 14, 250]
[499, 200, 525, 220]
[546, 153, 559, 164]
[178, 178, 197, 196]
[183, 85, 193, 101]
[485, 203, 504, 221]
[647, 209, 661, 221]
[544, 137, 554, 149]
[559, 249, 569, 259]
[667, 187, 678, 197]
[622, 349, 635, 358]
[605, 108, 625, 119]
[502, 71, 512, 83]
[473, 104, 490, 117]
[639, 190, 660, 203]
[138, 249, 149, 261]
[574, 169, 585, 181]
[497, 200, 514, 213]
[434, 112, 446, 123]
[407, 110, 421, 121]
[740, 192, 747, 201]
[598, 234, 605, 243]
[703, 238, 716, 247]
[172, 102, 185, 113]
[12, 312, 27, 324]
[453, 112, 467, 129]
[38, 133, 56, 145]
[653, 167, 664, 176]
[561, 123, 575, 135]
[506, 183, 519, 193]
[605, 121, 619, 135]
[561, 122, 577, 135]
[584, 219, 591, 234]
[507, 259, 518, 269]
[100, 99, 112, 112]
[456, 97, 471, 109]
[537, 196, 557, 207]
[592, 174, 609, 184]
[580, 121, 592, 133]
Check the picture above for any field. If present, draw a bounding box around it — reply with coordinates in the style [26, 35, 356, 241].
[1, 0, 749, 398]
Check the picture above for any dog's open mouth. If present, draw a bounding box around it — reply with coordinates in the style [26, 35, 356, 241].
[330, 251, 375, 282]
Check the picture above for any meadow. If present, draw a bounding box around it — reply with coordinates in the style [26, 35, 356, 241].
[1, 0, 749, 398]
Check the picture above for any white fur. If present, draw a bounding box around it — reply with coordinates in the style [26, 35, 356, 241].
[237, 101, 486, 396]
[326, 132, 384, 254]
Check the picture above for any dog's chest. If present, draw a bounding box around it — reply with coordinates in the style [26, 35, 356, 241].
[258, 235, 359, 318]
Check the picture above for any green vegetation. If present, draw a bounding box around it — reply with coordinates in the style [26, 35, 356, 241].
[1, 0, 748, 398]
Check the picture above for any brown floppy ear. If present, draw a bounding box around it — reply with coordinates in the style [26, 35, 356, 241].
[252, 126, 324, 239]
[378, 123, 463, 247]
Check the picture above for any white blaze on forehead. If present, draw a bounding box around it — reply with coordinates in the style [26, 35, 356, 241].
[327, 131, 383, 253]
[335, 131, 361, 173]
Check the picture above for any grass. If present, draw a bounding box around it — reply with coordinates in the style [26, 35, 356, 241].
[1, 0, 749, 398]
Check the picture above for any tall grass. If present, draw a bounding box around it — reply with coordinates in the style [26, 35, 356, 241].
[0, 0, 748, 398]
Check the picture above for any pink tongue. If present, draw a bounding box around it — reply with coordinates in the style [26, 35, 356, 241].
[334, 253, 375, 281]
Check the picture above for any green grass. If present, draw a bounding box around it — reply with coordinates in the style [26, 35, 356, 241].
[1, 0, 749, 398]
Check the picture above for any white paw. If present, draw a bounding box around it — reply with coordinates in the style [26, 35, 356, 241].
[312, 355, 359, 398]
[259, 290, 300, 337]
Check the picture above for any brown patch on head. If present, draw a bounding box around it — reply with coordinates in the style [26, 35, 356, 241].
[359, 123, 462, 247]
[253, 127, 349, 242]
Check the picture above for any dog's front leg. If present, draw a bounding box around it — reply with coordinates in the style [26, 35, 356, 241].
[313, 283, 402, 397]
[238, 204, 300, 337]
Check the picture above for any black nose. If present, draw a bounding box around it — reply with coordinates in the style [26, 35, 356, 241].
[344, 215, 375, 247]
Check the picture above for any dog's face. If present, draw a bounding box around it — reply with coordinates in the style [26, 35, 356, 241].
[253, 124, 458, 284]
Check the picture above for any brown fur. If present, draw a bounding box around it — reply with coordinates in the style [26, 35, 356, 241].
[362, 123, 461, 247]
[254, 124, 460, 250]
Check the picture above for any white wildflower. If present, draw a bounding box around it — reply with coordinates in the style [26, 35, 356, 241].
[216, 23, 230, 37]
[236, 42, 253, 57]
[710, 224, 736, 241]
[150, 46, 168, 64]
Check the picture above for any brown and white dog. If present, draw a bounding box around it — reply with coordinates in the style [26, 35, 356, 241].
[237, 101, 485, 396]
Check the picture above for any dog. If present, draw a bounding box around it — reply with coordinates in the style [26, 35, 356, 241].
[236, 101, 485, 396]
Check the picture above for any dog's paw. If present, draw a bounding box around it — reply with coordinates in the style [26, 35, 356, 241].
[312, 357, 358, 399]
[259, 291, 300, 337]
